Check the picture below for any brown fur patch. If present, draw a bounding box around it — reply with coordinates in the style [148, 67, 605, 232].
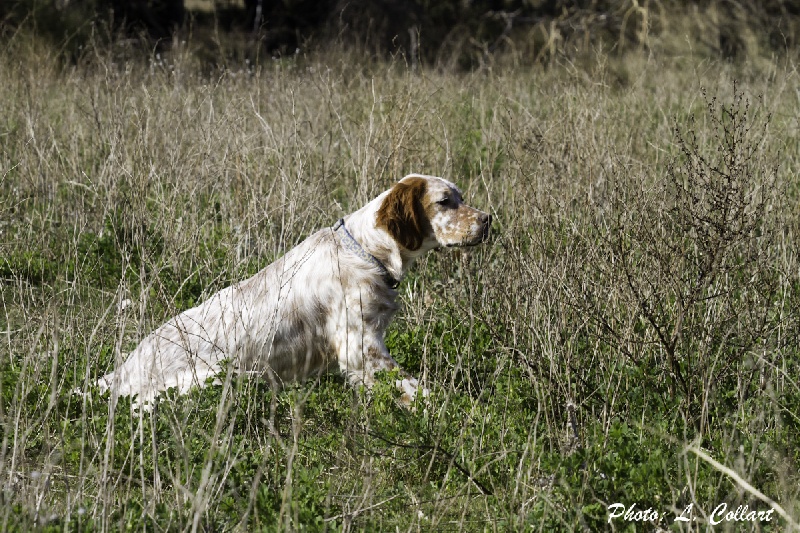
[376, 178, 429, 251]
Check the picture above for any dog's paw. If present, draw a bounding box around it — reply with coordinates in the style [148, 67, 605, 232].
[396, 378, 429, 409]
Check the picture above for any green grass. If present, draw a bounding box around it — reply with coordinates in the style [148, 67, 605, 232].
[1, 29, 800, 531]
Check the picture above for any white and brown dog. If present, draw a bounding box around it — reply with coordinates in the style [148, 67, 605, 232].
[97, 174, 492, 406]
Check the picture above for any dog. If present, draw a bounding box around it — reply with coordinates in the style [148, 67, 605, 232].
[96, 174, 492, 407]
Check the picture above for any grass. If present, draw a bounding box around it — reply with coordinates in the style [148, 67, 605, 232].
[1, 29, 800, 531]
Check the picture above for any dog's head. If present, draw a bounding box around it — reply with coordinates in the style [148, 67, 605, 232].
[376, 175, 492, 252]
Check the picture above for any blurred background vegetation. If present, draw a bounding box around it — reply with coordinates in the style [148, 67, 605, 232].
[2, 0, 800, 67]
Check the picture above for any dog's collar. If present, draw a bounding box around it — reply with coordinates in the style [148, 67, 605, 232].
[333, 218, 400, 289]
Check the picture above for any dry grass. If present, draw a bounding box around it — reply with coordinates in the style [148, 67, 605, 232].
[1, 31, 799, 531]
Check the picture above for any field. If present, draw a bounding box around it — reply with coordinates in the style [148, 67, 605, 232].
[1, 29, 800, 531]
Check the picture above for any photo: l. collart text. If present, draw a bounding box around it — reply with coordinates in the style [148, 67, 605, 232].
[608, 502, 775, 526]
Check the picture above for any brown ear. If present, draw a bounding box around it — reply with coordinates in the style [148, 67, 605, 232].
[376, 178, 428, 251]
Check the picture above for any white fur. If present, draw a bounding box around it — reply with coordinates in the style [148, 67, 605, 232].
[97, 174, 491, 407]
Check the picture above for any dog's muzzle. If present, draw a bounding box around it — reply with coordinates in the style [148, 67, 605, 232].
[448, 213, 492, 247]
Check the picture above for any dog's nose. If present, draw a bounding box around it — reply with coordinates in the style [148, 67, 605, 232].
[481, 213, 492, 241]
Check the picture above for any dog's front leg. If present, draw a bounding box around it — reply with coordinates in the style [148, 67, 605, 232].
[335, 336, 427, 406]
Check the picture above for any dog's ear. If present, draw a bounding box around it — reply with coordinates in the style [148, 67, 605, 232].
[377, 178, 428, 251]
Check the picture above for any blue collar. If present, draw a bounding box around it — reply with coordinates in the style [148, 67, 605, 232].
[333, 218, 400, 289]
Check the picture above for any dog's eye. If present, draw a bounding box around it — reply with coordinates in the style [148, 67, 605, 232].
[437, 197, 450, 206]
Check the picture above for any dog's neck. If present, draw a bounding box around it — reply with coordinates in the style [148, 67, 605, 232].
[341, 194, 432, 284]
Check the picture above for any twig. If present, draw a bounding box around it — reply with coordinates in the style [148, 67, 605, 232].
[365, 429, 493, 496]
[685, 445, 800, 530]
[324, 494, 401, 523]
